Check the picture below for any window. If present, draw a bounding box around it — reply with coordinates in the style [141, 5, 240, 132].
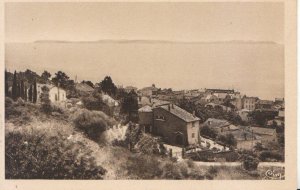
[55, 94, 58, 101]
[155, 115, 165, 121]
[192, 133, 195, 138]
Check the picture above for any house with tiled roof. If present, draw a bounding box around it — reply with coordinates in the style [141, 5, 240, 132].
[138, 103, 201, 146]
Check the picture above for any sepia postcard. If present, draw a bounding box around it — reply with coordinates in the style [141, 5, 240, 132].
[0, 0, 297, 190]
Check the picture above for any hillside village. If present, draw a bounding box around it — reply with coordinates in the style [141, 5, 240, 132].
[5, 69, 285, 179]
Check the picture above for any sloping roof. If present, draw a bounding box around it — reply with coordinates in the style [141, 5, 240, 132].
[75, 83, 94, 92]
[138, 105, 153, 113]
[153, 104, 200, 123]
[250, 127, 276, 136]
[203, 118, 230, 128]
[151, 99, 170, 107]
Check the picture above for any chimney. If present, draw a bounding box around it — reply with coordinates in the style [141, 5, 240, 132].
[149, 97, 152, 103]
[168, 104, 171, 111]
[193, 111, 195, 117]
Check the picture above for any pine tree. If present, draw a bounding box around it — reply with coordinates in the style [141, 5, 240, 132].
[29, 85, 33, 102]
[12, 71, 17, 100]
[33, 80, 37, 103]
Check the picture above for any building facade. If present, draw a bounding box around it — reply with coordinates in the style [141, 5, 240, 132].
[242, 96, 259, 111]
[138, 103, 200, 147]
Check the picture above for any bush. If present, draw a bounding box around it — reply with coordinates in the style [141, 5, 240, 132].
[259, 151, 284, 162]
[242, 155, 259, 171]
[200, 125, 218, 139]
[206, 166, 219, 179]
[5, 97, 14, 107]
[5, 125, 106, 179]
[125, 154, 163, 179]
[5, 97, 21, 119]
[73, 109, 116, 141]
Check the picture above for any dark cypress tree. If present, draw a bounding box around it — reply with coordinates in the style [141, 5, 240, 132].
[16, 82, 20, 99]
[12, 71, 17, 100]
[20, 80, 25, 99]
[29, 85, 33, 102]
[24, 85, 28, 101]
[33, 80, 37, 103]
[5, 69, 8, 96]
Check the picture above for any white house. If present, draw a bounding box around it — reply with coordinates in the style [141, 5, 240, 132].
[36, 83, 67, 104]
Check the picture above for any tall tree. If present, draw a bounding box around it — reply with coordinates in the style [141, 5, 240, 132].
[29, 85, 33, 102]
[5, 69, 9, 96]
[16, 82, 20, 99]
[99, 76, 117, 96]
[41, 70, 51, 83]
[52, 71, 70, 89]
[24, 85, 28, 101]
[12, 71, 17, 100]
[20, 80, 25, 99]
[121, 90, 138, 122]
[33, 80, 37, 103]
[24, 69, 40, 84]
[40, 86, 51, 113]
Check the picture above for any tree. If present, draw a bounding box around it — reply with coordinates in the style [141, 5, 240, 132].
[16, 82, 20, 100]
[20, 80, 25, 99]
[28, 85, 33, 102]
[33, 80, 37, 103]
[217, 134, 237, 148]
[99, 76, 117, 96]
[121, 90, 138, 122]
[41, 71, 51, 82]
[12, 71, 17, 100]
[5, 69, 9, 96]
[24, 85, 27, 101]
[40, 86, 51, 113]
[24, 69, 40, 84]
[249, 110, 277, 126]
[52, 71, 70, 89]
[200, 125, 218, 139]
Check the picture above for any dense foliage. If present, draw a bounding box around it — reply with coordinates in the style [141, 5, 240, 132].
[242, 155, 259, 171]
[5, 124, 106, 179]
[73, 109, 116, 141]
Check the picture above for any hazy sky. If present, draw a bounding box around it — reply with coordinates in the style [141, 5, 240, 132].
[6, 2, 283, 43]
[5, 2, 284, 100]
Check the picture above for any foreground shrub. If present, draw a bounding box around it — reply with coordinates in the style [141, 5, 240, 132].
[205, 166, 219, 180]
[123, 153, 205, 180]
[5, 124, 106, 179]
[73, 109, 116, 141]
[242, 155, 259, 171]
[5, 97, 21, 119]
[259, 151, 284, 162]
